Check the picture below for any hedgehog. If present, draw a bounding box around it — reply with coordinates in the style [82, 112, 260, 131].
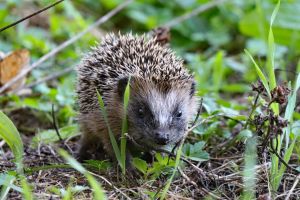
[76, 33, 197, 166]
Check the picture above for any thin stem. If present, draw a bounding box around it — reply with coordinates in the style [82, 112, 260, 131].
[0, 0, 133, 94]
[163, 0, 227, 28]
[51, 104, 63, 141]
[244, 92, 260, 129]
[0, 0, 64, 32]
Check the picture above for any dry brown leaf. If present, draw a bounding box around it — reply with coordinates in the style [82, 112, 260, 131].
[0, 49, 30, 92]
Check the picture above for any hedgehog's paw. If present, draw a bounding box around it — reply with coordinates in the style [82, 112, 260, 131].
[126, 163, 142, 180]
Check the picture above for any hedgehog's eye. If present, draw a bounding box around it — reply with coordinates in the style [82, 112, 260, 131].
[138, 108, 144, 117]
[175, 111, 182, 118]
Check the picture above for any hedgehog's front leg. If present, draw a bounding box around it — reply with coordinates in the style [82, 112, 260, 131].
[77, 130, 105, 161]
[125, 150, 141, 178]
[77, 112, 107, 161]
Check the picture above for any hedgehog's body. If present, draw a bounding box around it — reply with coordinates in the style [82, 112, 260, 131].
[76, 33, 197, 163]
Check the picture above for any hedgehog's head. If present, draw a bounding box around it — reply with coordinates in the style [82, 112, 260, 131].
[117, 76, 197, 148]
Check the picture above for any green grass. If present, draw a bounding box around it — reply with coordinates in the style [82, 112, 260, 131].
[96, 77, 130, 175]
[159, 141, 185, 199]
[59, 149, 107, 200]
[96, 89, 122, 170]
[0, 111, 29, 199]
[121, 77, 131, 175]
[0, 111, 24, 173]
[242, 136, 257, 200]
[0, 111, 107, 199]
[245, 0, 300, 193]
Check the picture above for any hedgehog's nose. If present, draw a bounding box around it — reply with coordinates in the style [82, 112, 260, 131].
[155, 132, 169, 145]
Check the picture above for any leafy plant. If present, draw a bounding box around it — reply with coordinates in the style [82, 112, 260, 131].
[0, 111, 33, 199]
[245, 0, 300, 193]
[31, 124, 79, 148]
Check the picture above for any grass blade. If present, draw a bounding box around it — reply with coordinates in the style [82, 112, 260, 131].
[96, 90, 122, 167]
[267, 0, 280, 115]
[285, 73, 300, 121]
[283, 73, 300, 149]
[244, 49, 271, 97]
[213, 51, 224, 92]
[267, 0, 280, 91]
[120, 77, 131, 175]
[242, 136, 257, 200]
[160, 142, 184, 199]
[272, 138, 296, 190]
[0, 174, 16, 200]
[21, 176, 33, 200]
[0, 111, 24, 173]
[59, 149, 107, 200]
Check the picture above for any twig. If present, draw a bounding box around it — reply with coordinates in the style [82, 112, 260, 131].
[284, 174, 300, 200]
[178, 167, 197, 187]
[89, 171, 131, 200]
[52, 104, 63, 141]
[178, 167, 222, 199]
[15, 66, 73, 92]
[0, 0, 64, 32]
[263, 152, 272, 198]
[0, 0, 133, 94]
[163, 0, 227, 28]
[244, 91, 260, 129]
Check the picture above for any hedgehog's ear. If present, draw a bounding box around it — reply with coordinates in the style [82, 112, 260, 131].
[189, 81, 196, 97]
[117, 77, 129, 100]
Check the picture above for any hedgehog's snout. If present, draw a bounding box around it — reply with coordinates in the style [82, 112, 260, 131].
[154, 130, 170, 145]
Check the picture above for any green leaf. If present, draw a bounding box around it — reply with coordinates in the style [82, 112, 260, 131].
[236, 130, 253, 141]
[0, 111, 23, 172]
[83, 160, 111, 171]
[31, 124, 79, 148]
[283, 73, 300, 147]
[291, 121, 300, 137]
[132, 158, 148, 174]
[285, 73, 300, 121]
[213, 51, 224, 92]
[183, 142, 209, 162]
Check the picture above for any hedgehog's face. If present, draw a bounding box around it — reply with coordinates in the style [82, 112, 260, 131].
[118, 77, 197, 148]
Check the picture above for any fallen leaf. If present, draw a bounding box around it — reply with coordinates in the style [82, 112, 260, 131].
[0, 49, 30, 92]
